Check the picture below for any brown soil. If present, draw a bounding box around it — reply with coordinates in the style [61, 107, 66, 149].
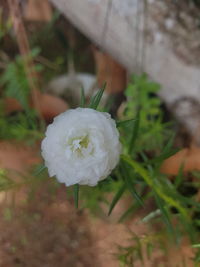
[0, 183, 141, 267]
[0, 182, 195, 267]
[0, 188, 99, 267]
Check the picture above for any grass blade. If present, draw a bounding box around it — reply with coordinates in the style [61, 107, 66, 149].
[128, 111, 140, 154]
[120, 163, 144, 206]
[163, 133, 176, 153]
[192, 244, 200, 248]
[116, 118, 137, 128]
[89, 83, 106, 110]
[121, 154, 188, 220]
[148, 148, 179, 165]
[74, 184, 79, 209]
[80, 87, 85, 107]
[33, 164, 46, 176]
[153, 192, 174, 235]
[124, 175, 143, 206]
[108, 183, 126, 215]
[118, 204, 137, 223]
[146, 133, 178, 165]
[118, 190, 152, 223]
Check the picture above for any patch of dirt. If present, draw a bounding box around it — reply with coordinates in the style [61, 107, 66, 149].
[0, 141, 40, 174]
[0, 186, 100, 267]
[0, 183, 145, 267]
[0, 182, 195, 267]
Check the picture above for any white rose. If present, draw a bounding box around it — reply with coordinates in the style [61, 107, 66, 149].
[41, 108, 121, 186]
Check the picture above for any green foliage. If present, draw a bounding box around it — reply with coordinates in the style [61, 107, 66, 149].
[79, 75, 200, 264]
[117, 231, 168, 267]
[80, 178, 124, 214]
[0, 55, 30, 110]
[0, 48, 43, 143]
[74, 184, 79, 209]
[75, 76, 198, 246]
[0, 48, 42, 110]
[0, 108, 43, 143]
[80, 87, 85, 108]
[116, 118, 137, 128]
[89, 83, 106, 110]
[128, 111, 140, 155]
[0, 9, 12, 40]
[0, 167, 37, 192]
[122, 74, 171, 152]
[108, 183, 126, 216]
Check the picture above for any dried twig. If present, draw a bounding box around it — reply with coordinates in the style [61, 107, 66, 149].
[7, 0, 42, 118]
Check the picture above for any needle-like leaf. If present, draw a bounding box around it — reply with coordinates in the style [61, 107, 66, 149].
[80, 87, 85, 108]
[128, 111, 140, 154]
[33, 164, 46, 176]
[89, 83, 106, 110]
[108, 183, 126, 216]
[120, 162, 144, 207]
[116, 118, 137, 128]
[121, 154, 188, 220]
[74, 184, 79, 209]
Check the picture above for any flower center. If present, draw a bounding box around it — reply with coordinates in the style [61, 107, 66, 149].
[67, 135, 92, 157]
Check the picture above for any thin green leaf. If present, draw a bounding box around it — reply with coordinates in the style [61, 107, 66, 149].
[128, 111, 140, 154]
[33, 165, 46, 176]
[148, 148, 179, 165]
[74, 184, 79, 209]
[121, 154, 188, 220]
[89, 83, 106, 110]
[149, 133, 177, 165]
[116, 118, 137, 128]
[108, 183, 126, 216]
[125, 176, 144, 206]
[154, 193, 174, 236]
[192, 244, 200, 248]
[119, 191, 152, 223]
[146, 242, 154, 260]
[120, 163, 144, 206]
[139, 151, 154, 174]
[163, 133, 176, 153]
[80, 87, 85, 108]
[118, 203, 138, 223]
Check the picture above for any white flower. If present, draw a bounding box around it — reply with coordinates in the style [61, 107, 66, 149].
[41, 108, 121, 186]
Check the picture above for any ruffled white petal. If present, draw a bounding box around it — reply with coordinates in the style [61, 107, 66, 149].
[41, 108, 121, 186]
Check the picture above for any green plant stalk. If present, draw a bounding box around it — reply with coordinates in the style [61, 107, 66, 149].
[121, 154, 189, 221]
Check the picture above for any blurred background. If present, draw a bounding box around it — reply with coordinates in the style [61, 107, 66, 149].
[1, 0, 200, 266]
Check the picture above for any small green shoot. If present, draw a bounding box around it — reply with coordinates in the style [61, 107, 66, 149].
[74, 184, 79, 209]
[108, 183, 126, 216]
[80, 87, 85, 108]
[89, 83, 106, 110]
